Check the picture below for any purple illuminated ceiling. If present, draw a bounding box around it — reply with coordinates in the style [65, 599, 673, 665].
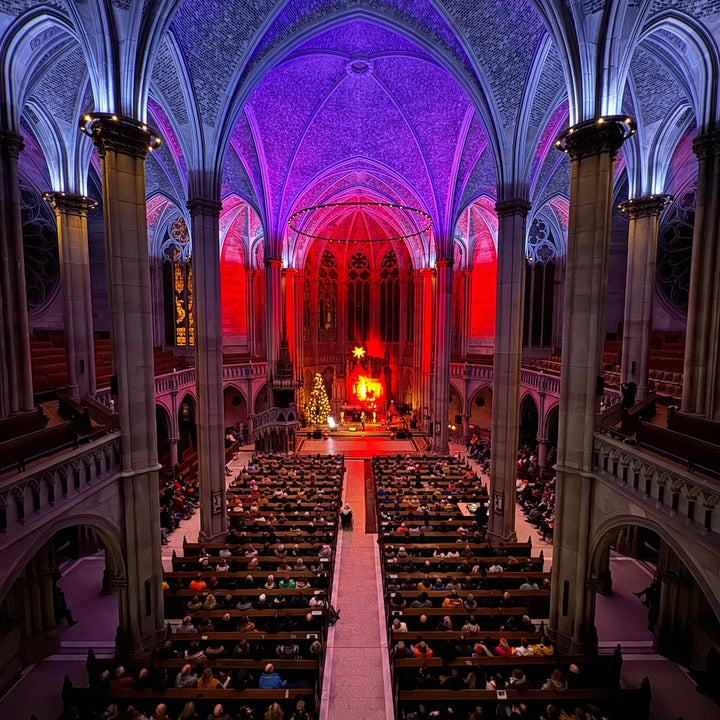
[224, 18, 494, 257]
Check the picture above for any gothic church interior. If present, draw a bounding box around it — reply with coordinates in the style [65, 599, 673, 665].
[0, 0, 719, 718]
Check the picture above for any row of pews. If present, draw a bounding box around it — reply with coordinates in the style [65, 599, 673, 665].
[71, 453, 345, 720]
[373, 454, 650, 720]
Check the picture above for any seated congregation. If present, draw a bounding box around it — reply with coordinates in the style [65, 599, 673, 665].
[66, 453, 345, 720]
[373, 454, 650, 720]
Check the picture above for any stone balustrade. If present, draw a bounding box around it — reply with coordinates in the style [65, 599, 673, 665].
[0, 433, 121, 533]
[253, 403, 299, 433]
[593, 432, 720, 535]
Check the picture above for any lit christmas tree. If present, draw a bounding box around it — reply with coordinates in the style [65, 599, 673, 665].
[306, 373, 331, 429]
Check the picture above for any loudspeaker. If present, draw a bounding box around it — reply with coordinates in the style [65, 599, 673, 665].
[596, 376, 604, 396]
[110, 375, 119, 396]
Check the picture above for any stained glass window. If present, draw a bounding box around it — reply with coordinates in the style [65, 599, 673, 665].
[380, 249, 400, 342]
[347, 251, 370, 343]
[162, 217, 194, 346]
[318, 250, 337, 342]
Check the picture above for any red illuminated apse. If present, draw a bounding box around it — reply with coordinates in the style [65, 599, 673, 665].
[347, 365, 385, 409]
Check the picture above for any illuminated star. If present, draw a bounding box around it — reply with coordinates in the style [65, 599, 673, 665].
[352, 346, 366, 359]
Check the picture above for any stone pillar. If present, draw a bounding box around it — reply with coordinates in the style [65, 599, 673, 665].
[419, 268, 434, 435]
[618, 195, 672, 401]
[461, 270, 471, 358]
[537, 438, 548, 469]
[80, 113, 164, 655]
[168, 436, 179, 468]
[462, 414, 471, 446]
[264, 257, 282, 381]
[44, 193, 98, 400]
[0, 130, 33, 417]
[682, 131, 720, 421]
[246, 269, 256, 356]
[432, 257, 453, 454]
[187, 197, 227, 542]
[549, 116, 633, 653]
[489, 198, 530, 541]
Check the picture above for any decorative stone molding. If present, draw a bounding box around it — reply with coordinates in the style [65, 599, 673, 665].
[617, 195, 673, 219]
[0, 130, 24, 158]
[555, 116, 635, 161]
[79, 113, 161, 159]
[495, 198, 531, 218]
[43, 192, 98, 217]
[186, 197, 223, 218]
[692, 130, 720, 161]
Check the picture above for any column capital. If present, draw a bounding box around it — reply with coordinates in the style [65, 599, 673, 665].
[555, 116, 635, 161]
[79, 113, 161, 159]
[186, 197, 223, 218]
[495, 198, 531, 218]
[435, 258, 454, 269]
[282, 266, 297, 277]
[420, 266, 435, 276]
[43, 191, 98, 217]
[692, 130, 720, 160]
[617, 194, 673, 219]
[0, 129, 24, 158]
[264, 257, 282, 268]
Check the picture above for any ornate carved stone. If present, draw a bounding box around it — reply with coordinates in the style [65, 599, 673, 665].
[556, 116, 635, 161]
[186, 197, 223, 218]
[0, 130, 24, 158]
[618, 195, 673, 219]
[692, 130, 720, 161]
[79, 113, 160, 159]
[495, 198, 531, 218]
[43, 192, 98, 217]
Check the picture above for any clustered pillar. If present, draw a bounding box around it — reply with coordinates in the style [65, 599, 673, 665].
[80, 113, 164, 654]
[682, 131, 720, 421]
[0, 130, 34, 417]
[489, 198, 530, 541]
[618, 195, 672, 401]
[44, 192, 99, 400]
[432, 257, 453, 454]
[549, 117, 632, 653]
[188, 197, 227, 542]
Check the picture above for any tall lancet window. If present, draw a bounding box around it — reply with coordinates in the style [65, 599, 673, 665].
[380, 249, 400, 342]
[347, 250, 370, 343]
[523, 217, 556, 348]
[303, 258, 312, 342]
[162, 217, 194, 346]
[406, 263, 414, 343]
[318, 249, 338, 342]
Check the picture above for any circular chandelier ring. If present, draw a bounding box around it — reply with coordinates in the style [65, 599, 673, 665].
[288, 201, 432, 243]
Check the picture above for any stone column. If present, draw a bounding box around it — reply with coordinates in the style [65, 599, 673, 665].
[549, 116, 633, 653]
[44, 193, 98, 400]
[489, 199, 531, 541]
[0, 130, 33, 417]
[682, 131, 720, 421]
[419, 268, 434, 434]
[246, 269, 256, 356]
[264, 257, 282, 381]
[432, 257, 453, 454]
[188, 197, 227, 541]
[537, 438, 548, 469]
[80, 113, 164, 655]
[618, 195, 672, 401]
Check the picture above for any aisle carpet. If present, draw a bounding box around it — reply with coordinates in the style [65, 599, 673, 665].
[364, 459, 377, 533]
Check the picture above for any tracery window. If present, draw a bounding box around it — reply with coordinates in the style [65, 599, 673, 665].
[380, 250, 400, 342]
[523, 217, 556, 348]
[162, 217, 194, 346]
[347, 251, 370, 343]
[318, 250, 338, 342]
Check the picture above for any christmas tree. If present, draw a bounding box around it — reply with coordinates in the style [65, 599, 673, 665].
[306, 373, 331, 428]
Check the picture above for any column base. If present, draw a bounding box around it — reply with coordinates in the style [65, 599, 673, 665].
[117, 626, 166, 659]
[486, 529, 518, 543]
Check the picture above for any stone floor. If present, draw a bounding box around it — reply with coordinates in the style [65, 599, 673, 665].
[1, 437, 718, 719]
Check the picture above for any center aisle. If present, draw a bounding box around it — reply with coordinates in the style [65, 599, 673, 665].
[320, 458, 394, 720]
